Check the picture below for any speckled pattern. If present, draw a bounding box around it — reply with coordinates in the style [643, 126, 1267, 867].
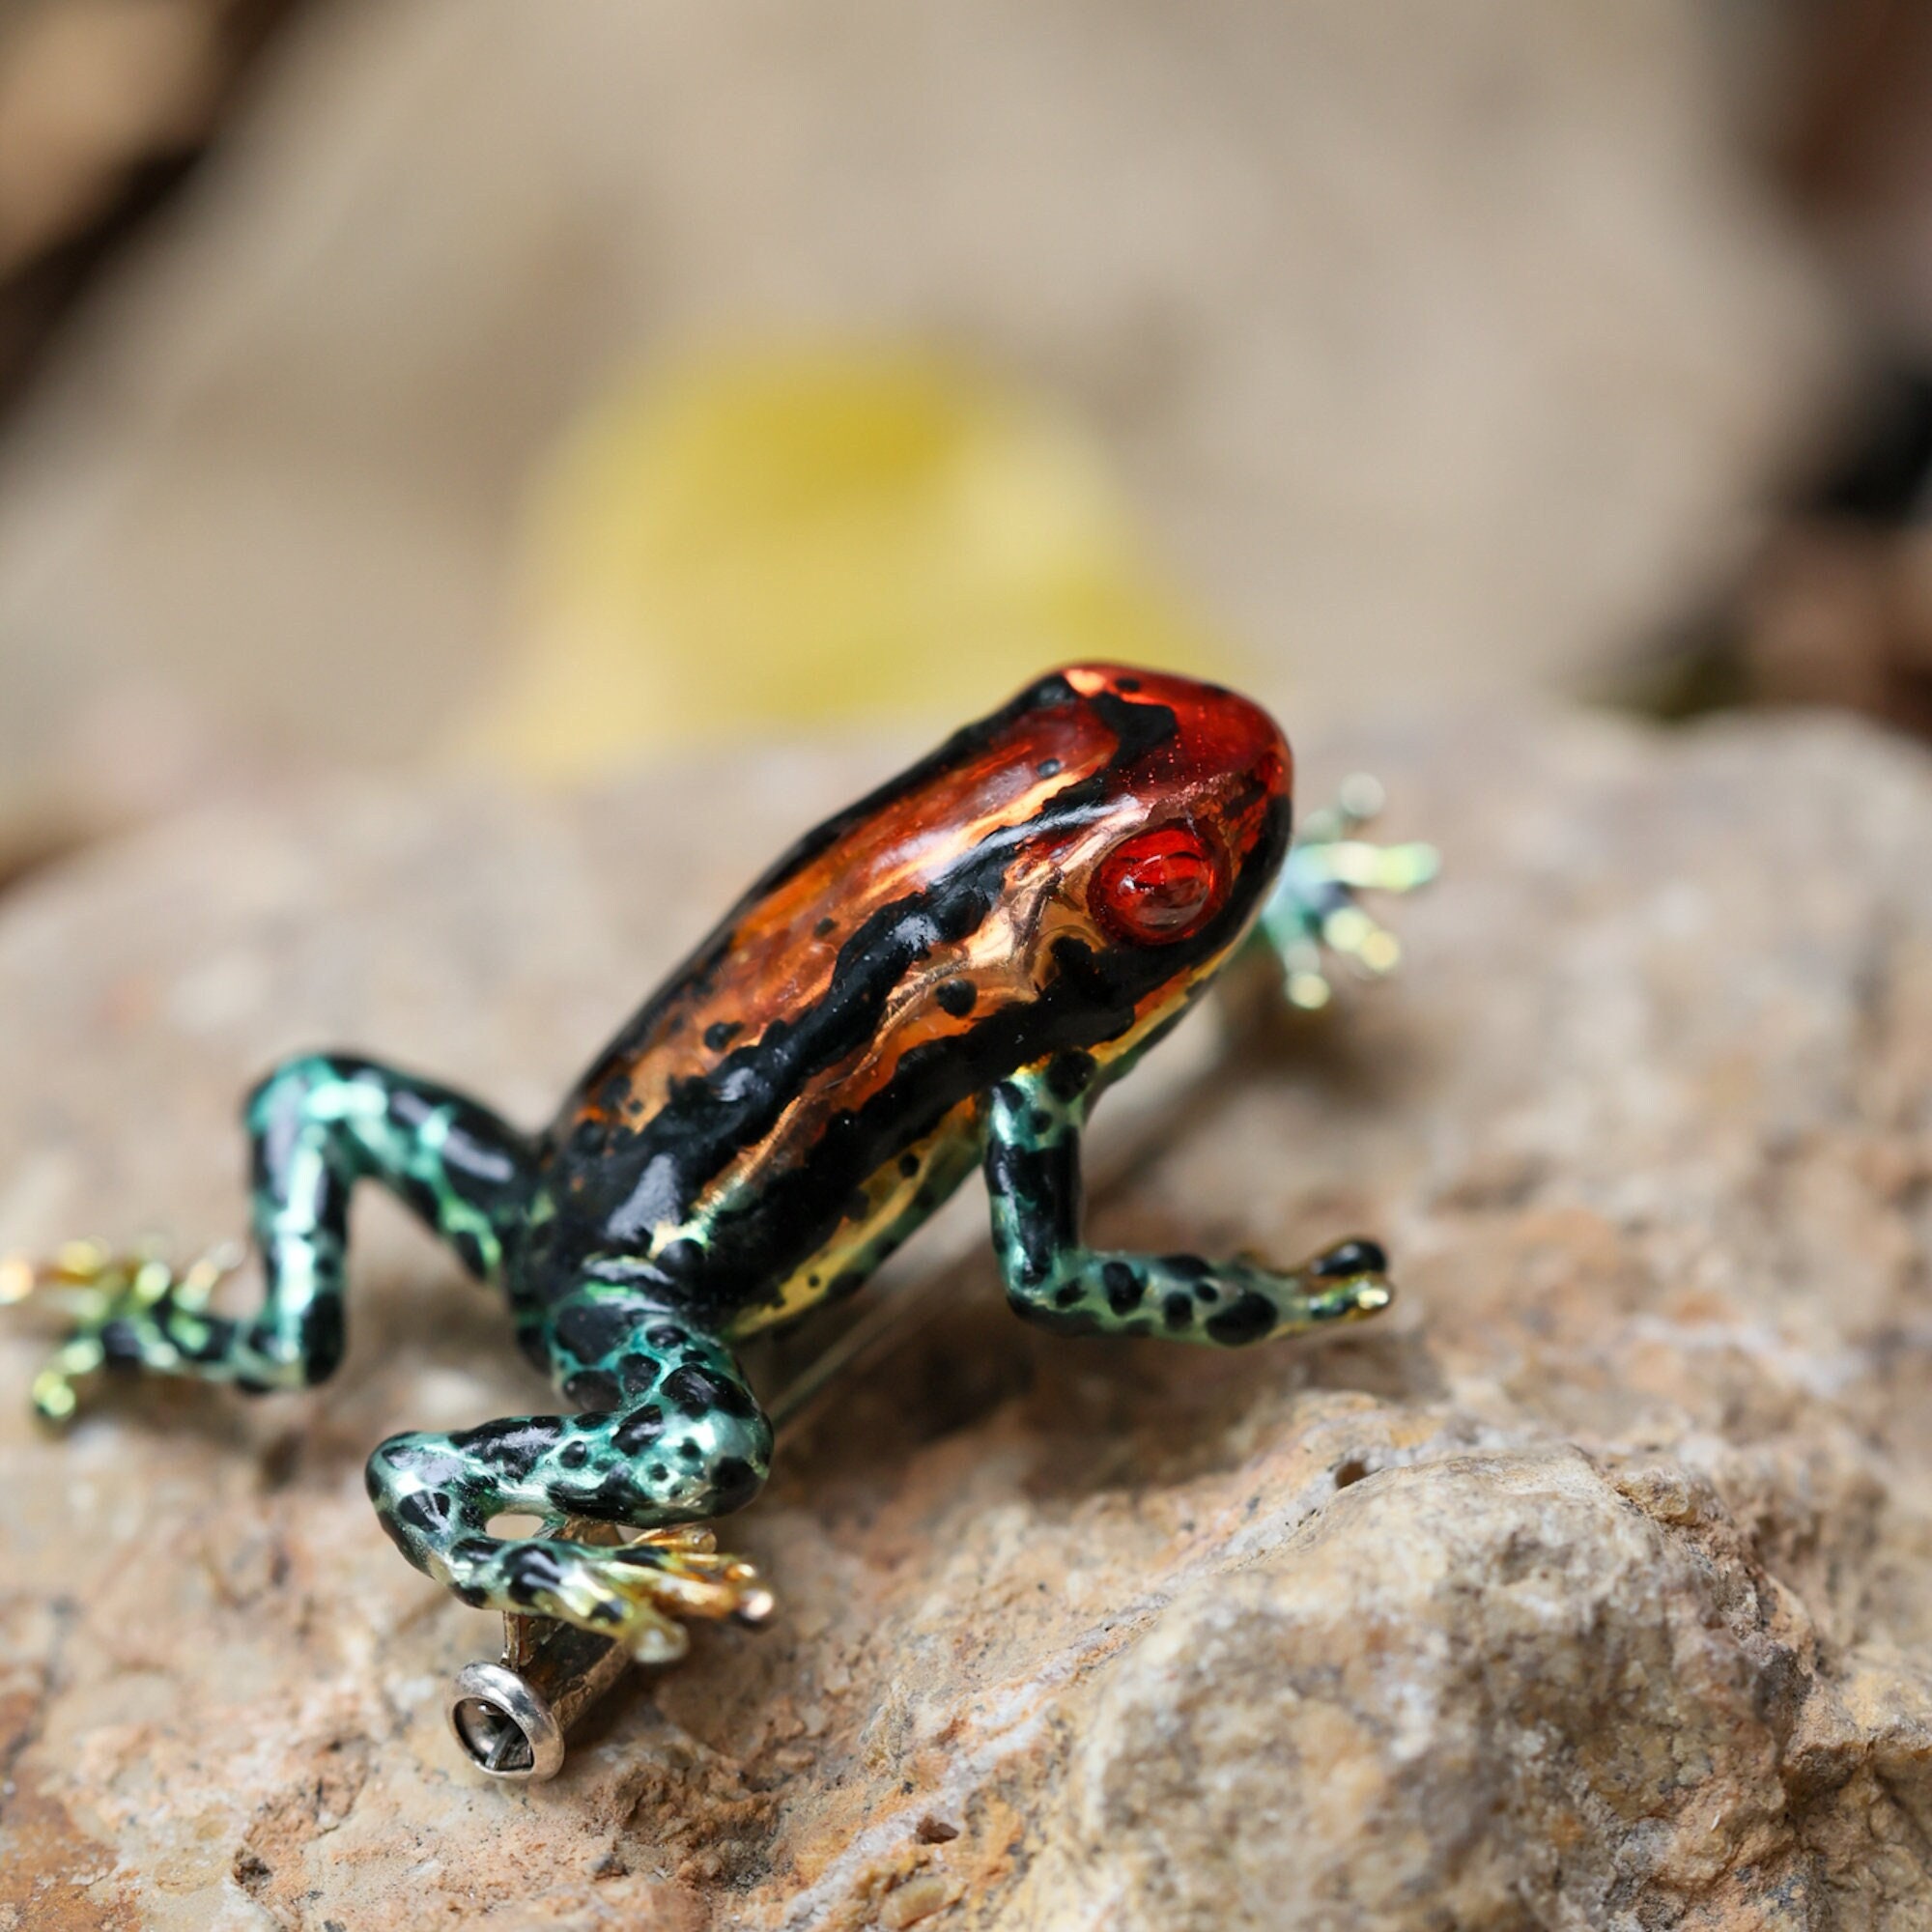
[983, 1057, 1389, 1342]
[23, 664, 1419, 1659]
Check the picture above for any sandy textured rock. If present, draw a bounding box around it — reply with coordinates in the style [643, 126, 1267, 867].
[5, 706, 1932, 1930]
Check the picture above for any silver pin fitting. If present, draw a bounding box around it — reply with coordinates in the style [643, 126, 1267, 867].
[448, 1617, 631, 1781]
[446, 1517, 637, 1782]
[445, 1515, 777, 1781]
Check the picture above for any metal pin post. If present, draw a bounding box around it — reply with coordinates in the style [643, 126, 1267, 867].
[443, 1517, 733, 1781]
[448, 1599, 634, 1780]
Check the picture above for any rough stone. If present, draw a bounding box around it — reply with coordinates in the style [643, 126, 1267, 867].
[4, 706, 1932, 1929]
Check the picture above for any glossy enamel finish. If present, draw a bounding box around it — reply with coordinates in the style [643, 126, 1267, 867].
[530, 664, 1293, 1337]
[17, 662, 1423, 1681]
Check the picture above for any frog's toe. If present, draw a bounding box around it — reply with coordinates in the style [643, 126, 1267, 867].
[30, 1340, 103, 1426]
[8, 1241, 241, 1422]
[1303, 1236, 1396, 1321]
[1318, 902, 1405, 978]
[7, 1242, 139, 1424]
[579, 1527, 776, 1661]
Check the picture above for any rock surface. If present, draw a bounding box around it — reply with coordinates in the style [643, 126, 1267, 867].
[4, 707, 1932, 1930]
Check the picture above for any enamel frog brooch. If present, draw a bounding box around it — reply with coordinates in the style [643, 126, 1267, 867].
[9, 664, 1434, 1773]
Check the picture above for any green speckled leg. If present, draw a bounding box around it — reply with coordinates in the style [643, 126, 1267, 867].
[982, 1061, 1394, 1345]
[1257, 775, 1439, 1009]
[366, 1312, 773, 1657]
[29, 1053, 532, 1419]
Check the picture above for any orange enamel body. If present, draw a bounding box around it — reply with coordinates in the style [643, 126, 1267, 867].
[527, 665, 1293, 1332]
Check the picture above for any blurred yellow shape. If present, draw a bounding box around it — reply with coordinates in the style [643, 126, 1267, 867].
[459, 344, 1228, 777]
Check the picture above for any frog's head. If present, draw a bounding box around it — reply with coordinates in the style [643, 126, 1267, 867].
[982, 663, 1293, 1053]
[669, 661, 1293, 1097]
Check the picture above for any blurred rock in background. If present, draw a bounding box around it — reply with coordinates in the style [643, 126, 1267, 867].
[0, 0, 301, 404]
[1771, 0, 1932, 350]
[0, 0, 306, 886]
[0, 0, 1846, 872]
[1619, 0, 1932, 736]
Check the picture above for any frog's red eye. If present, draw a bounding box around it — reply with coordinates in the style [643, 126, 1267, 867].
[1091, 825, 1224, 946]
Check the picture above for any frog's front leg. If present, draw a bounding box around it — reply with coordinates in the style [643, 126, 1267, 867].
[1258, 774, 1439, 1010]
[28, 1053, 533, 1420]
[981, 1063, 1392, 1345]
[367, 1301, 774, 1657]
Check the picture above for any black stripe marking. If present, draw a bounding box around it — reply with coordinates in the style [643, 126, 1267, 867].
[538, 685, 1288, 1327]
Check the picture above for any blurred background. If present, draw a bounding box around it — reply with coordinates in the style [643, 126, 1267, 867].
[0, 0, 1928, 890]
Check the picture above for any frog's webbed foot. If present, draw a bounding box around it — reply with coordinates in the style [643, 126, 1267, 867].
[1259, 774, 1439, 1010]
[537, 1525, 775, 1663]
[369, 1317, 778, 1661]
[407, 1512, 774, 1663]
[4, 1239, 244, 1425]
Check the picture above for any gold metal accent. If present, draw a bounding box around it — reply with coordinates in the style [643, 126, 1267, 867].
[445, 1521, 772, 1782]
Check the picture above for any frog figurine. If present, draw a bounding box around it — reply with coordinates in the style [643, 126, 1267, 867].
[12, 665, 1435, 1662]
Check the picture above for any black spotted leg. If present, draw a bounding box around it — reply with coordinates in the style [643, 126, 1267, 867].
[981, 1062, 1394, 1345]
[366, 1301, 774, 1657]
[25, 1053, 532, 1421]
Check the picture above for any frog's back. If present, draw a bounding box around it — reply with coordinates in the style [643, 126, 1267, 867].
[539, 667, 1290, 1332]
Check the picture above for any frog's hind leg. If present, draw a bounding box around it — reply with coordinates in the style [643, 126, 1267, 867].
[28, 1053, 533, 1420]
[366, 1309, 774, 1656]
[981, 1062, 1394, 1346]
